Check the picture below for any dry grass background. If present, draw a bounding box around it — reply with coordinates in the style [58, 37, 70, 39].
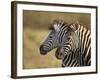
[23, 10, 90, 69]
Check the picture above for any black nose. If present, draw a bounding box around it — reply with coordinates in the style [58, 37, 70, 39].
[40, 45, 47, 55]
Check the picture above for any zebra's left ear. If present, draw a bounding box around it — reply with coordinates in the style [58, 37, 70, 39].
[53, 24, 60, 32]
[69, 24, 77, 31]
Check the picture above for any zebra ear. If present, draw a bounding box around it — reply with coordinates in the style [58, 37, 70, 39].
[53, 24, 60, 32]
[69, 24, 76, 31]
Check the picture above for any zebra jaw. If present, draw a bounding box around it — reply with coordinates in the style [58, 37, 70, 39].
[55, 47, 63, 60]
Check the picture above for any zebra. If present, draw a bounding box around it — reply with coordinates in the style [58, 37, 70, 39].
[55, 42, 80, 67]
[40, 19, 91, 67]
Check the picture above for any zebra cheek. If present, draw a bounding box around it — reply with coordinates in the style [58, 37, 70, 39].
[55, 49, 62, 60]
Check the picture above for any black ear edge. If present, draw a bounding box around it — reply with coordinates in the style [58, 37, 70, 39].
[48, 23, 54, 30]
[48, 26, 53, 30]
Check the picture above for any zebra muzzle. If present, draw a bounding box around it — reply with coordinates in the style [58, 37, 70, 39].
[40, 45, 47, 55]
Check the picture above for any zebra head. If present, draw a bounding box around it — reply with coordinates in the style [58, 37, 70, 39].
[40, 19, 79, 56]
[40, 19, 68, 55]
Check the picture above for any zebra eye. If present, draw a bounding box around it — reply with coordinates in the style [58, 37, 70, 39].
[49, 36, 53, 38]
[67, 37, 70, 40]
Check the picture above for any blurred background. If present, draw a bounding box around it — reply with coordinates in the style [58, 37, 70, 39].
[23, 10, 90, 69]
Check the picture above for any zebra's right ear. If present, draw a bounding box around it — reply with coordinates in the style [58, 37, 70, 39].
[48, 23, 60, 31]
[53, 24, 60, 32]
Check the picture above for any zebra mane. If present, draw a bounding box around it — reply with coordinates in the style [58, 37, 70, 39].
[49, 19, 68, 31]
[67, 23, 78, 31]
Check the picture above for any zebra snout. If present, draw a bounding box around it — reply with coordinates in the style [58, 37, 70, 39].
[55, 48, 63, 60]
[40, 45, 47, 55]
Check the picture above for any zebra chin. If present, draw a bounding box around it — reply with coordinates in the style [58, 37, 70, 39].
[55, 52, 62, 60]
[55, 55, 62, 60]
[40, 51, 47, 55]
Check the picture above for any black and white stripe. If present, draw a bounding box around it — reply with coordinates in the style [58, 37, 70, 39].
[55, 38, 80, 67]
[40, 19, 91, 67]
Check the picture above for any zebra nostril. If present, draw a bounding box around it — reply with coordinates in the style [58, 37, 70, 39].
[40, 45, 47, 55]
